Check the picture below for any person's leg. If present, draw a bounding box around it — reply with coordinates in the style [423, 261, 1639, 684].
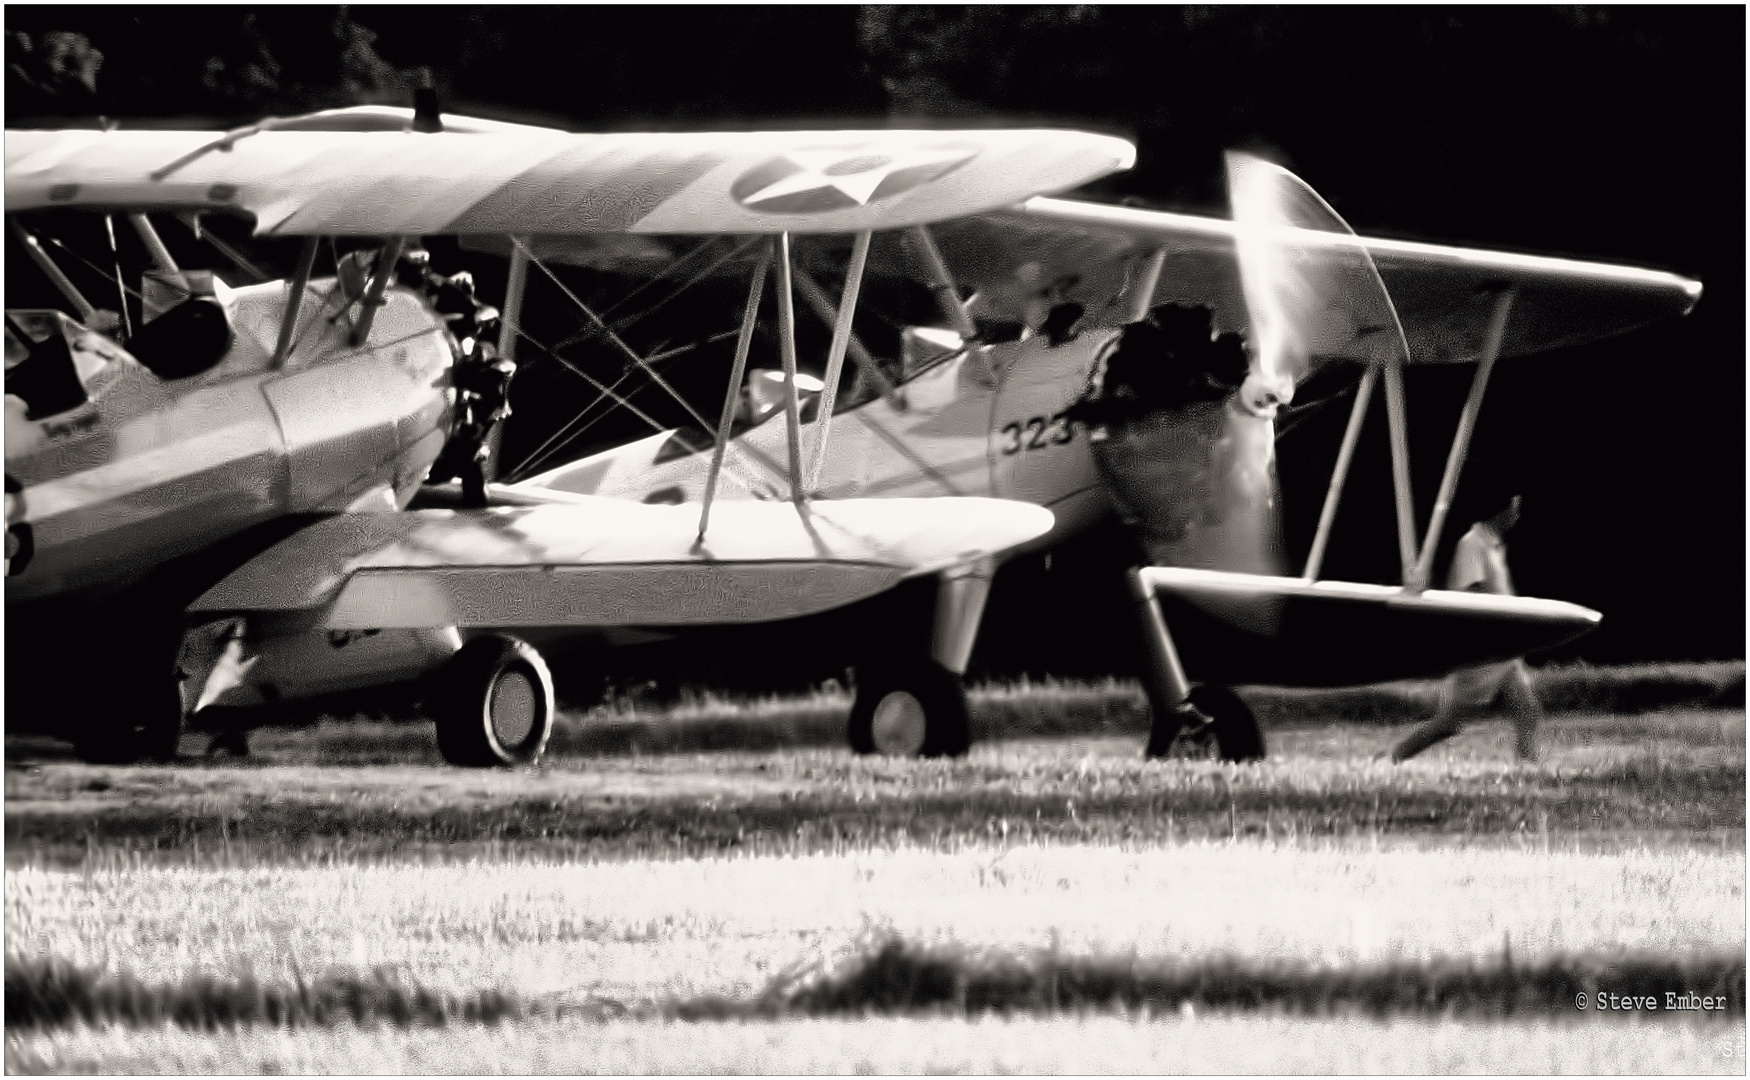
[1391, 676, 1464, 761]
[1502, 659, 1542, 762]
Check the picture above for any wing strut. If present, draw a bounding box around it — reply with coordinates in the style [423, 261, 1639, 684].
[127, 213, 180, 277]
[499, 237, 530, 368]
[1124, 247, 1168, 324]
[775, 233, 807, 507]
[806, 229, 872, 493]
[1302, 363, 1378, 582]
[350, 236, 404, 346]
[177, 212, 270, 283]
[271, 236, 319, 368]
[482, 237, 531, 485]
[908, 225, 978, 340]
[1381, 358, 1417, 585]
[793, 266, 904, 411]
[1407, 287, 1516, 593]
[699, 241, 773, 541]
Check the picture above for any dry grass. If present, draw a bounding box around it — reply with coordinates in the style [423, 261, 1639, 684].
[6, 711, 1742, 867]
[403, 661, 1750, 755]
[4, 674, 1741, 1072]
[32, 662, 1732, 761]
[7, 1013, 1745, 1074]
[7, 845, 1742, 1009]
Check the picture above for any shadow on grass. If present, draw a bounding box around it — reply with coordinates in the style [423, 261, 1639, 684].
[7, 750, 1742, 866]
[9, 942, 1742, 1031]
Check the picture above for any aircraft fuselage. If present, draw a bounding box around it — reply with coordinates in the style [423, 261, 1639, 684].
[6, 280, 455, 606]
[522, 328, 1123, 553]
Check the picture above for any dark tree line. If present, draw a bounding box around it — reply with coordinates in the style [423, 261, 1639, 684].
[5, 7, 1741, 663]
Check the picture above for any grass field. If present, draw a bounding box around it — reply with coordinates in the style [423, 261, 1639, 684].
[4, 668, 1744, 1073]
[6, 710, 1741, 866]
[8, 844, 1743, 1001]
[12, 1013, 1750, 1075]
[9, 1014, 1744, 1075]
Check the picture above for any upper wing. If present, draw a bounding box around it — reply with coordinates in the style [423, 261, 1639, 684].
[188, 495, 1051, 629]
[4, 124, 1134, 238]
[937, 197, 1701, 363]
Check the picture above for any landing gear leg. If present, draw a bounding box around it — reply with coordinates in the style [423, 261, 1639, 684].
[1147, 683, 1266, 762]
[1129, 566, 1268, 763]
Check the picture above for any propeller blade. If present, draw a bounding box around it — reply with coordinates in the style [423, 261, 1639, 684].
[1224, 152, 1413, 415]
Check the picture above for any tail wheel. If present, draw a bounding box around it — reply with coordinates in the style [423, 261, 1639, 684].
[432, 635, 555, 767]
[1145, 683, 1266, 763]
[848, 658, 972, 758]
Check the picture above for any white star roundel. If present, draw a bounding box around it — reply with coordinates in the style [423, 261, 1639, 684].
[731, 144, 978, 213]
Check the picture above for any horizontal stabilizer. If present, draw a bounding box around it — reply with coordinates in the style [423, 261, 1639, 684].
[190, 496, 1052, 630]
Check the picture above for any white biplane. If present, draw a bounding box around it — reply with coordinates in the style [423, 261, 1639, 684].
[5, 104, 1700, 765]
[498, 135, 1701, 760]
[4, 104, 1132, 763]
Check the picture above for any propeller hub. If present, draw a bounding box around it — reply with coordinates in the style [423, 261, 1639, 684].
[1238, 370, 1294, 417]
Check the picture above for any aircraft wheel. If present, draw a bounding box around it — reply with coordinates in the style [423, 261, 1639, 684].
[432, 635, 555, 767]
[71, 678, 185, 765]
[1144, 683, 1266, 763]
[848, 658, 971, 758]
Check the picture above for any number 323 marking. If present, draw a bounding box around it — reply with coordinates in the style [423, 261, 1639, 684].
[1000, 412, 1076, 455]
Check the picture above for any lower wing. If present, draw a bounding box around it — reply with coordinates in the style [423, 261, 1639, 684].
[189, 494, 1052, 630]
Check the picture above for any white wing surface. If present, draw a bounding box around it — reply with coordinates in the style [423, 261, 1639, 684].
[941, 197, 1701, 363]
[5, 126, 1134, 237]
[189, 495, 1052, 629]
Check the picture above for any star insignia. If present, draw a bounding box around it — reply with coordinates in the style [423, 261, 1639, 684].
[731, 144, 977, 213]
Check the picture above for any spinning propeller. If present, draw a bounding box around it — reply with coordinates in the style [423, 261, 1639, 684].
[1224, 152, 1414, 416]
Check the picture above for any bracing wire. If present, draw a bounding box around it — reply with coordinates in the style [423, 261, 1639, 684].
[610, 236, 760, 336]
[103, 214, 133, 338]
[501, 321, 777, 498]
[595, 235, 725, 322]
[514, 238, 719, 435]
[506, 327, 743, 482]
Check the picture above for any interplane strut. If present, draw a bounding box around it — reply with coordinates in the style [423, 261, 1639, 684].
[698, 241, 773, 540]
[806, 229, 872, 493]
[1407, 287, 1516, 593]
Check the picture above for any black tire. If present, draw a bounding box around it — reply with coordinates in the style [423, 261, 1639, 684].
[71, 678, 185, 764]
[848, 658, 971, 758]
[432, 635, 555, 767]
[1144, 683, 1266, 762]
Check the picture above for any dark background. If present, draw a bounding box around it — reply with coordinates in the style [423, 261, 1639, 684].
[8, 6, 1742, 670]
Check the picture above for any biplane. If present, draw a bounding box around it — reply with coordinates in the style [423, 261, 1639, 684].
[4, 104, 1131, 763]
[509, 148, 1701, 759]
[5, 104, 1701, 765]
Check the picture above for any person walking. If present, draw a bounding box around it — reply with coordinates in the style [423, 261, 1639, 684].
[1391, 497, 1543, 762]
